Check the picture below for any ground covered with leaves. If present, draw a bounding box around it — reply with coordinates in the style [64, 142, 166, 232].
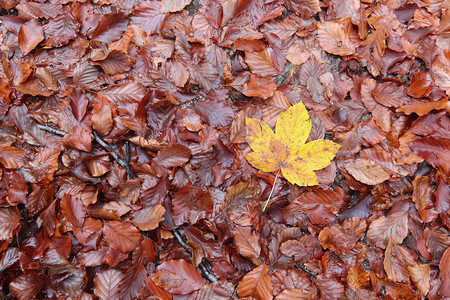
[0, 0, 449, 299]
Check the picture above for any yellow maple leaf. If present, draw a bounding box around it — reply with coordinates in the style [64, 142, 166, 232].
[245, 101, 340, 187]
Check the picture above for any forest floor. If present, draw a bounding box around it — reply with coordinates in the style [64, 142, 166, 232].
[0, 0, 449, 299]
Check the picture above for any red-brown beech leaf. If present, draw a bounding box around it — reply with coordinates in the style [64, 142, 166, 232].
[9, 272, 45, 300]
[195, 99, 234, 127]
[318, 225, 359, 255]
[0, 207, 20, 241]
[131, 1, 166, 35]
[62, 125, 93, 152]
[91, 50, 132, 75]
[103, 221, 143, 253]
[316, 275, 345, 300]
[131, 205, 165, 231]
[384, 239, 416, 283]
[98, 81, 146, 104]
[0, 145, 25, 169]
[60, 194, 86, 229]
[160, 0, 191, 13]
[425, 227, 450, 259]
[93, 268, 123, 300]
[154, 144, 191, 168]
[242, 74, 277, 99]
[409, 137, 450, 175]
[407, 71, 434, 98]
[172, 183, 212, 226]
[118, 262, 147, 300]
[18, 19, 44, 55]
[20, 147, 60, 184]
[408, 264, 430, 296]
[196, 280, 235, 299]
[439, 247, 450, 298]
[92, 105, 113, 136]
[245, 49, 280, 77]
[344, 158, 390, 185]
[91, 13, 128, 44]
[69, 89, 89, 122]
[284, 0, 321, 16]
[238, 265, 273, 300]
[232, 225, 261, 260]
[43, 9, 79, 47]
[366, 209, 409, 249]
[317, 21, 356, 56]
[152, 259, 204, 294]
[412, 176, 438, 223]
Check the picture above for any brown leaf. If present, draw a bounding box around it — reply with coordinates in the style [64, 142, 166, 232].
[92, 105, 113, 136]
[344, 158, 390, 185]
[232, 225, 261, 260]
[91, 50, 132, 75]
[152, 259, 204, 294]
[93, 268, 123, 300]
[20, 147, 60, 183]
[131, 205, 165, 231]
[439, 247, 450, 298]
[318, 21, 357, 56]
[0, 145, 25, 169]
[245, 49, 280, 77]
[237, 265, 273, 300]
[367, 209, 409, 249]
[154, 144, 191, 168]
[131, 1, 166, 35]
[171, 183, 212, 226]
[242, 74, 277, 99]
[103, 221, 142, 253]
[62, 125, 93, 152]
[0, 207, 20, 241]
[18, 19, 44, 55]
[195, 99, 234, 127]
[410, 137, 450, 176]
[316, 275, 344, 300]
[384, 239, 416, 283]
[408, 264, 430, 296]
[9, 273, 45, 300]
[425, 227, 450, 259]
[318, 225, 359, 255]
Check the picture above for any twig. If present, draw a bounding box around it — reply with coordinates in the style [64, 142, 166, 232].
[36, 125, 66, 137]
[262, 169, 280, 212]
[173, 229, 218, 283]
[92, 132, 137, 179]
[298, 263, 318, 278]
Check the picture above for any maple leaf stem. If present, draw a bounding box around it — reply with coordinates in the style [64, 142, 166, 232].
[262, 169, 280, 212]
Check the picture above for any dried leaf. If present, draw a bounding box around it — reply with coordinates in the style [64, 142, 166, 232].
[103, 221, 143, 253]
[18, 19, 44, 55]
[245, 101, 340, 186]
[152, 259, 204, 294]
[131, 205, 165, 231]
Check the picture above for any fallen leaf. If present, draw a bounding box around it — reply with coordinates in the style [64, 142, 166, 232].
[245, 101, 340, 186]
[237, 264, 273, 300]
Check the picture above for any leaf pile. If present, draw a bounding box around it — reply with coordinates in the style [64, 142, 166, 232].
[0, 0, 449, 299]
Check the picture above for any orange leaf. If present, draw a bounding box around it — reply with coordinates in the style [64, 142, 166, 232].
[93, 269, 123, 300]
[245, 101, 340, 187]
[103, 221, 142, 253]
[0, 145, 26, 169]
[152, 259, 204, 294]
[318, 21, 357, 56]
[92, 105, 113, 136]
[237, 264, 273, 300]
[242, 74, 277, 99]
[232, 225, 261, 260]
[131, 205, 165, 231]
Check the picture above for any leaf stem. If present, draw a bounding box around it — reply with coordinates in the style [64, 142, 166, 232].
[262, 169, 280, 212]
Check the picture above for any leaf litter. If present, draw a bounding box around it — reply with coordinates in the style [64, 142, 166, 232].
[0, 0, 449, 299]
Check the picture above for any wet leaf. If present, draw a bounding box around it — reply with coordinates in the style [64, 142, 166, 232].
[237, 264, 273, 300]
[245, 101, 340, 186]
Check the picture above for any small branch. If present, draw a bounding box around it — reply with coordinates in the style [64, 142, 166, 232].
[36, 125, 66, 137]
[298, 263, 318, 278]
[263, 169, 280, 212]
[173, 229, 218, 283]
[92, 132, 137, 179]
